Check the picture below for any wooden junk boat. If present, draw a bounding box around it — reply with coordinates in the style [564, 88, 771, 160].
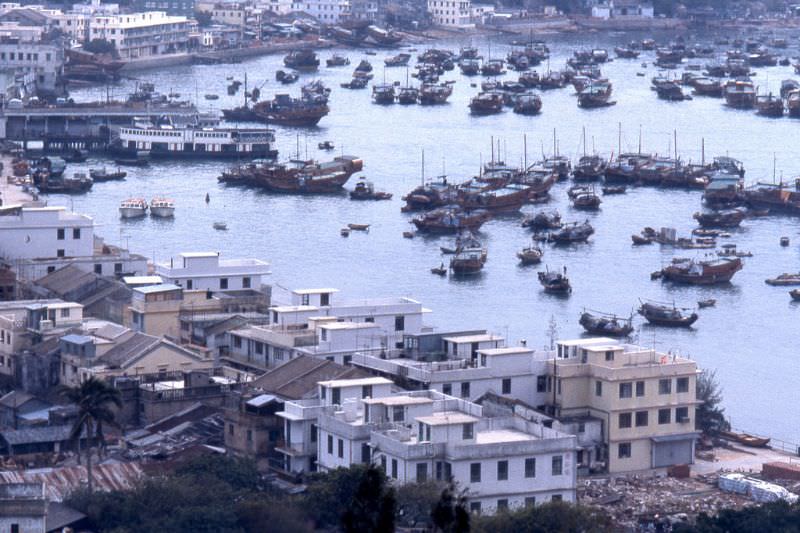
[411, 207, 491, 234]
[577, 81, 614, 108]
[579, 310, 634, 337]
[457, 183, 533, 214]
[548, 221, 594, 244]
[538, 267, 572, 294]
[350, 178, 392, 200]
[89, 167, 127, 181]
[637, 301, 698, 327]
[419, 83, 453, 105]
[401, 176, 456, 212]
[756, 93, 784, 117]
[469, 92, 504, 115]
[573, 155, 607, 181]
[657, 257, 743, 285]
[724, 78, 756, 109]
[571, 191, 602, 210]
[517, 243, 543, 265]
[449, 238, 488, 275]
[523, 210, 562, 230]
[253, 156, 363, 194]
[719, 430, 771, 448]
[693, 209, 745, 228]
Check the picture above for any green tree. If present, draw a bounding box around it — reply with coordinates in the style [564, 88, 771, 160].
[236, 498, 312, 533]
[83, 38, 117, 57]
[175, 454, 260, 491]
[60, 377, 122, 493]
[686, 500, 800, 532]
[696, 369, 730, 436]
[305, 464, 369, 527]
[194, 10, 213, 27]
[472, 500, 614, 533]
[396, 480, 444, 528]
[431, 483, 470, 533]
[341, 465, 396, 533]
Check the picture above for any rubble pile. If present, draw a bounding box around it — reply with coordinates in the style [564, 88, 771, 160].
[579, 473, 752, 530]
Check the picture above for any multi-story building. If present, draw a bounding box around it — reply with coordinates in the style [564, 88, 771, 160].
[0, 206, 147, 281]
[255, 0, 293, 15]
[133, 0, 197, 17]
[155, 251, 270, 292]
[89, 11, 192, 59]
[280, 377, 578, 514]
[291, 0, 349, 23]
[546, 338, 700, 473]
[427, 0, 471, 27]
[0, 39, 63, 94]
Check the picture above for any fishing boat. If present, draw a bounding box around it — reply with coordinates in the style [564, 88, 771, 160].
[693, 209, 745, 228]
[372, 83, 396, 104]
[655, 80, 689, 101]
[459, 58, 481, 75]
[480, 59, 505, 76]
[213, 222, 228, 231]
[571, 191, 602, 210]
[319, 141, 335, 150]
[251, 94, 329, 127]
[579, 310, 633, 336]
[756, 93, 784, 117]
[573, 155, 607, 181]
[512, 93, 542, 115]
[411, 207, 491, 234]
[89, 167, 127, 181]
[658, 256, 743, 285]
[384, 53, 411, 67]
[517, 244, 543, 265]
[119, 198, 147, 218]
[450, 240, 488, 275]
[538, 267, 571, 294]
[765, 273, 800, 286]
[275, 70, 298, 84]
[396, 86, 419, 105]
[204, 93, 219, 100]
[605, 153, 652, 183]
[690, 77, 723, 97]
[522, 209, 561, 230]
[431, 264, 447, 276]
[697, 299, 716, 308]
[703, 171, 744, 206]
[347, 223, 370, 231]
[578, 81, 614, 108]
[519, 71, 540, 87]
[33, 171, 93, 194]
[401, 176, 457, 212]
[548, 221, 594, 244]
[258, 156, 363, 194]
[719, 430, 770, 448]
[149, 197, 175, 218]
[724, 78, 756, 109]
[326, 54, 350, 67]
[283, 50, 319, 70]
[62, 149, 87, 163]
[716, 244, 751, 258]
[787, 89, 800, 118]
[743, 180, 800, 215]
[458, 183, 532, 213]
[614, 46, 640, 59]
[469, 92, 504, 115]
[602, 185, 626, 194]
[350, 179, 392, 200]
[638, 301, 698, 327]
[354, 59, 373, 73]
[419, 83, 453, 105]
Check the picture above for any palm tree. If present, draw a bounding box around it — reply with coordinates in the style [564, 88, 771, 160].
[60, 377, 122, 493]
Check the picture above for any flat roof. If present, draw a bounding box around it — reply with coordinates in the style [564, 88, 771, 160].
[442, 334, 504, 344]
[179, 252, 219, 258]
[585, 344, 621, 352]
[122, 275, 162, 284]
[475, 428, 536, 445]
[272, 305, 318, 313]
[134, 283, 181, 294]
[320, 322, 380, 331]
[292, 288, 340, 295]
[318, 377, 392, 388]
[478, 347, 534, 356]
[416, 412, 479, 426]
[363, 395, 434, 406]
[558, 337, 617, 347]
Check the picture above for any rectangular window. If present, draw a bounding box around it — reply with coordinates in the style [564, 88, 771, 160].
[636, 380, 645, 397]
[394, 315, 405, 331]
[470, 462, 481, 482]
[416, 462, 428, 482]
[242, 276, 251, 289]
[551, 494, 563, 502]
[57, 249, 65, 257]
[658, 408, 671, 424]
[391, 459, 398, 479]
[442, 383, 452, 395]
[605, 350, 614, 361]
[619, 412, 632, 429]
[462, 423, 474, 440]
[60, 308, 69, 318]
[552, 455, 563, 475]
[470, 502, 481, 514]
[57, 228, 65, 240]
[659, 379, 672, 394]
[73, 228, 81, 239]
[320, 292, 330, 306]
[525, 497, 536, 507]
[186, 279, 193, 290]
[362, 385, 372, 398]
[220, 278, 229, 290]
[327, 434, 333, 454]
[619, 382, 632, 398]
[502, 378, 511, 394]
[497, 499, 508, 510]
[635, 411, 648, 427]
[595, 380, 602, 396]
[525, 457, 536, 478]
[618, 442, 631, 458]
[114, 263, 122, 273]
[331, 388, 340, 405]
[537, 375, 547, 392]
[677, 377, 689, 393]
[337, 438, 343, 458]
[497, 460, 508, 480]
[94, 263, 102, 274]
[460, 382, 470, 398]
[233, 336, 242, 348]
[392, 405, 404, 422]
[310, 424, 317, 442]
[676, 406, 690, 423]
[246, 429, 252, 442]
[301, 294, 309, 305]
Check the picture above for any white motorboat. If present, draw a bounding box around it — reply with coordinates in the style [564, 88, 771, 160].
[150, 197, 175, 218]
[119, 198, 147, 218]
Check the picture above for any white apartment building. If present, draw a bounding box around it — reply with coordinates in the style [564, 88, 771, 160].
[155, 252, 271, 292]
[0, 41, 63, 93]
[0, 205, 147, 280]
[256, 0, 293, 15]
[89, 11, 191, 59]
[291, 0, 349, 23]
[427, 0, 472, 27]
[280, 378, 578, 514]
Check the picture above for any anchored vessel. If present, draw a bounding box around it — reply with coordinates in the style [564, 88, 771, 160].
[150, 197, 175, 218]
[638, 301, 698, 327]
[119, 198, 148, 218]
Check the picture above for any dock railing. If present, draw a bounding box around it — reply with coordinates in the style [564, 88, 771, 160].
[732, 427, 800, 458]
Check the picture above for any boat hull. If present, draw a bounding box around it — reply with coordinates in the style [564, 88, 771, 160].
[120, 207, 147, 218]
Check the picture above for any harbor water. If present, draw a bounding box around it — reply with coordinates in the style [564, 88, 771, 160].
[53, 31, 800, 445]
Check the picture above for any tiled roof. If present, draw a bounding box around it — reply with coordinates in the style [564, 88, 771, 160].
[249, 355, 369, 400]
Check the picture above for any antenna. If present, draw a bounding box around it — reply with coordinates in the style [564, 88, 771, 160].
[523, 133, 527, 171]
[638, 124, 642, 154]
[618, 122, 622, 155]
[421, 149, 425, 186]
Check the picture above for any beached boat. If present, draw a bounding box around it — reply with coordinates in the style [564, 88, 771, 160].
[89, 167, 127, 181]
[638, 301, 698, 327]
[693, 209, 745, 228]
[658, 257, 743, 285]
[548, 221, 594, 244]
[150, 197, 175, 218]
[579, 311, 634, 336]
[350, 179, 392, 200]
[719, 430, 770, 448]
[411, 207, 491, 234]
[119, 198, 147, 219]
[538, 267, 571, 294]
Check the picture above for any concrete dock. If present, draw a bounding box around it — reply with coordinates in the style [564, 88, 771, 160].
[0, 154, 43, 208]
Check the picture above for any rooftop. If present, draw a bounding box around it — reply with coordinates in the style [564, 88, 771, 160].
[475, 428, 536, 445]
[442, 333, 504, 344]
[363, 395, 434, 406]
[134, 283, 182, 295]
[292, 288, 339, 295]
[318, 376, 393, 389]
[416, 412, 479, 426]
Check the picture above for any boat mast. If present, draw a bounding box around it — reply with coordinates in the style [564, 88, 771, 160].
[421, 149, 425, 186]
[618, 122, 622, 155]
[552, 128, 557, 157]
[524, 134, 528, 171]
[582, 126, 586, 157]
[243, 72, 248, 108]
[638, 124, 642, 154]
[673, 129, 677, 163]
[490, 135, 494, 166]
[701, 138, 705, 167]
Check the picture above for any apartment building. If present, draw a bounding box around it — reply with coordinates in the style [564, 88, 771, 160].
[547, 338, 700, 473]
[427, 0, 471, 27]
[280, 378, 578, 514]
[155, 251, 271, 292]
[290, 0, 349, 23]
[89, 11, 191, 59]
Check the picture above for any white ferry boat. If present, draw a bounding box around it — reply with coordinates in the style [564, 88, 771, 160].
[150, 197, 175, 218]
[113, 121, 278, 160]
[119, 198, 147, 218]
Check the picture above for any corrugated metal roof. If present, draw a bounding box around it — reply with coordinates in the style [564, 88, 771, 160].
[0, 462, 145, 502]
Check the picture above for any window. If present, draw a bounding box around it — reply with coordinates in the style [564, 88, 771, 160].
[497, 499, 508, 510]
[391, 458, 398, 479]
[228, 423, 234, 435]
[246, 429, 252, 442]
[242, 276, 251, 289]
[636, 380, 645, 397]
[320, 292, 330, 306]
[442, 383, 452, 395]
[470, 462, 481, 482]
[365, 317, 374, 323]
[416, 462, 428, 482]
[595, 380, 602, 396]
[659, 378, 672, 394]
[57, 249, 65, 257]
[301, 294, 309, 305]
[552, 455, 563, 475]
[60, 308, 69, 318]
[310, 424, 317, 442]
[186, 279, 193, 290]
[676, 406, 690, 423]
[525, 457, 536, 478]
[114, 263, 122, 273]
[578, 422, 585, 433]
[658, 408, 671, 424]
[619, 382, 632, 398]
[497, 460, 508, 480]
[362, 385, 372, 398]
[462, 423, 474, 440]
[73, 228, 81, 239]
[392, 405, 404, 422]
[47, 266, 55, 274]
[327, 435, 333, 454]
[94, 263, 102, 274]
[551, 494, 563, 502]
[394, 315, 405, 331]
[619, 412, 632, 429]
[605, 350, 614, 361]
[460, 382, 470, 398]
[11, 524, 19, 533]
[233, 336, 242, 348]
[618, 442, 631, 458]
[635, 411, 648, 427]
[537, 375, 547, 392]
[525, 497, 536, 507]
[220, 278, 228, 290]
[337, 438, 343, 458]
[677, 377, 689, 393]
[470, 502, 481, 514]
[331, 387, 340, 405]
[57, 228, 65, 240]
[502, 378, 511, 394]
[380, 455, 387, 471]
